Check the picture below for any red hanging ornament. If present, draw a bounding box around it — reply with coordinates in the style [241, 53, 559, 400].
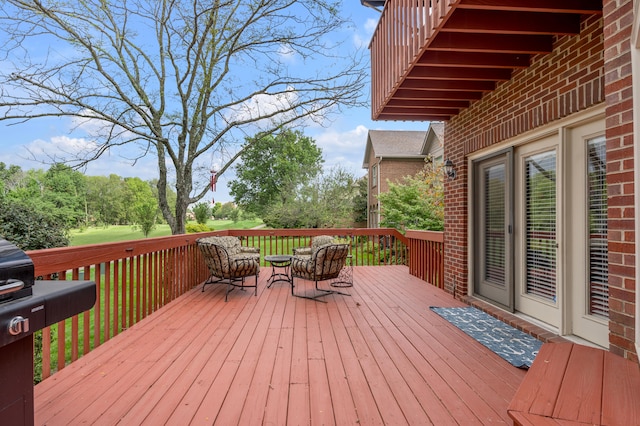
[210, 169, 217, 192]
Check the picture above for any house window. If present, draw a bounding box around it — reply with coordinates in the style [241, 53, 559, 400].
[371, 164, 378, 188]
[524, 150, 557, 302]
[587, 136, 608, 317]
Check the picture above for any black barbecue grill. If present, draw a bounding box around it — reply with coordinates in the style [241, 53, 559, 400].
[0, 238, 96, 426]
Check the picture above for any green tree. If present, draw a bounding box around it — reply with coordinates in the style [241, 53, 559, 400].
[7, 169, 46, 204]
[42, 164, 86, 228]
[125, 177, 159, 235]
[85, 175, 127, 226]
[353, 176, 368, 224]
[133, 201, 158, 237]
[229, 129, 323, 217]
[0, 162, 25, 199]
[378, 164, 445, 232]
[214, 202, 236, 220]
[0, 199, 69, 250]
[0, 1, 366, 235]
[211, 202, 222, 219]
[262, 166, 357, 228]
[192, 202, 211, 225]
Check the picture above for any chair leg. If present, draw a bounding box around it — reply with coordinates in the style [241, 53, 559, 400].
[254, 274, 258, 296]
[314, 280, 350, 297]
[225, 280, 232, 302]
[292, 278, 350, 303]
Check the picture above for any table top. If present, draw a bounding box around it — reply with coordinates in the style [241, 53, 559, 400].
[264, 255, 292, 262]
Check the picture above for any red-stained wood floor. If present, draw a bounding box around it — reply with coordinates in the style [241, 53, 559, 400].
[35, 265, 526, 425]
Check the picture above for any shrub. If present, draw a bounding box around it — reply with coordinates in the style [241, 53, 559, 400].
[0, 199, 69, 250]
[192, 202, 211, 224]
[185, 222, 213, 233]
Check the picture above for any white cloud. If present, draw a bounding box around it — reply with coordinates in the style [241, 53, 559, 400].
[353, 33, 368, 49]
[365, 18, 378, 35]
[278, 43, 296, 62]
[4, 135, 160, 181]
[313, 125, 369, 176]
[353, 17, 379, 49]
[226, 89, 299, 126]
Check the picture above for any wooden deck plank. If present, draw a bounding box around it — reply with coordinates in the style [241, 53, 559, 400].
[237, 286, 290, 425]
[214, 287, 280, 424]
[308, 358, 335, 426]
[38, 288, 225, 424]
[262, 327, 294, 425]
[374, 266, 526, 389]
[333, 291, 412, 424]
[34, 266, 528, 425]
[102, 290, 238, 424]
[346, 269, 482, 424]
[553, 345, 603, 424]
[509, 341, 572, 419]
[355, 266, 522, 424]
[602, 350, 640, 425]
[192, 284, 274, 424]
[164, 287, 267, 424]
[326, 296, 386, 425]
[316, 298, 359, 425]
[287, 295, 311, 425]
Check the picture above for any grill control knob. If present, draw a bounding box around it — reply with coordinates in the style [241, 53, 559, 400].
[8, 316, 29, 336]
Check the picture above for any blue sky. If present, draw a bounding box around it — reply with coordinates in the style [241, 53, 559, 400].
[0, 2, 428, 204]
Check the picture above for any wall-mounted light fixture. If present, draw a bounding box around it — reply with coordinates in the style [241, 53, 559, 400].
[444, 158, 456, 180]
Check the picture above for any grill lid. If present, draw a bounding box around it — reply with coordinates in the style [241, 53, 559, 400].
[0, 239, 34, 303]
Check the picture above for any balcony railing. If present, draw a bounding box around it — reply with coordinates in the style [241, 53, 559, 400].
[406, 230, 444, 288]
[369, 0, 454, 118]
[26, 227, 443, 381]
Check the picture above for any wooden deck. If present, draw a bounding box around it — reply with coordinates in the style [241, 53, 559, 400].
[35, 265, 526, 425]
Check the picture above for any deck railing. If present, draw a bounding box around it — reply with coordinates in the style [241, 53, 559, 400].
[369, 0, 454, 118]
[406, 230, 445, 288]
[26, 227, 443, 381]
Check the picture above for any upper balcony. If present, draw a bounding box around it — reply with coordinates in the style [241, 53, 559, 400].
[27, 228, 539, 424]
[369, 0, 603, 121]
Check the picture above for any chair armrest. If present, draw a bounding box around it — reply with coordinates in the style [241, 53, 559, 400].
[293, 247, 312, 256]
[240, 246, 260, 254]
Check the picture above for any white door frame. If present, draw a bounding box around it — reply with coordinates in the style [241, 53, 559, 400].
[468, 106, 607, 344]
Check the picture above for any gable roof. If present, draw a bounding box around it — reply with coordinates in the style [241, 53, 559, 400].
[422, 122, 444, 154]
[362, 129, 427, 168]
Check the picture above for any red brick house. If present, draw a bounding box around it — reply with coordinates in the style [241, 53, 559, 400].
[362, 124, 443, 227]
[368, 0, 638, 361]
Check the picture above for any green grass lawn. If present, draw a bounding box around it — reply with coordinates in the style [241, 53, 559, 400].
[69, 219, 263, 246]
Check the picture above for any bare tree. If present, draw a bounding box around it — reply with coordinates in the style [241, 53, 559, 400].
[0, 0, 367, 234]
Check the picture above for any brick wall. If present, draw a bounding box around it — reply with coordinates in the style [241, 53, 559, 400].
[602, 0, 636, 361]
[442, 12, 638, 356]
[367, 149, 425, 227]
[379, 158, 425, 194]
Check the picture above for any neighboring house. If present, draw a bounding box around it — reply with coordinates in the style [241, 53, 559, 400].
[361, 124, 443, 227]
[367, 1, 639, 361]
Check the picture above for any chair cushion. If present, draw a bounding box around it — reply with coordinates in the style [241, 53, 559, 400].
[199, 236, 241, 255]
[291, 243, 349, 281]
[196, 237, 260, 278]
[293, 235, 335, 257]
[197, 236, 260, 259]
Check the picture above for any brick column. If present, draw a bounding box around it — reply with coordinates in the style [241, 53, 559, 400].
[603, 0, 637, 361]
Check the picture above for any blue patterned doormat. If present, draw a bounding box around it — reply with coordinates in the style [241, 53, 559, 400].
[430, 307, 542, 369]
